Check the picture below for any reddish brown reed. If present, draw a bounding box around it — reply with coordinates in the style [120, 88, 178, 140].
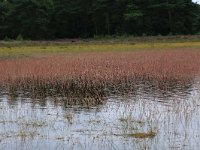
[0, 49, 200, 99]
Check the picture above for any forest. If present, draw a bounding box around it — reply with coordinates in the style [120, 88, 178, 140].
[0, 0, 200, 40]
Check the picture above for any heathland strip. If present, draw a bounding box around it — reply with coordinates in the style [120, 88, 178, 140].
[0, 50, 199, 100]
[0, 41, 200, 58]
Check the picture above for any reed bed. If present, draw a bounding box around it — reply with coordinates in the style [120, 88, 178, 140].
[0, 49, 200, 101]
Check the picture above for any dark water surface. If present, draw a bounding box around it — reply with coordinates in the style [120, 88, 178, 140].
[0, 78, 200, 150]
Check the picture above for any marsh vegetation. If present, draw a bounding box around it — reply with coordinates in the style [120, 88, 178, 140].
[0, 40, 200, 149]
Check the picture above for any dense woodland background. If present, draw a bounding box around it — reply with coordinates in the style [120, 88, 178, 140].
[0, 0, 200, 40]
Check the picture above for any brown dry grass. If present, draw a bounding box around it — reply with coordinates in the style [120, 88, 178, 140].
[0, 49, 199, 100]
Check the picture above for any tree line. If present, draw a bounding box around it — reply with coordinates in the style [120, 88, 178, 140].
[0, 0, 200, 40]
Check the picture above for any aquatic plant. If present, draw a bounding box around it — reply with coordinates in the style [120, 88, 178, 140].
[126, 131, 157, 139]
[0, 50, 199, 101]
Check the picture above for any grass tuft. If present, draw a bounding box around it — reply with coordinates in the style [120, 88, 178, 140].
[126, 131, 157, 139]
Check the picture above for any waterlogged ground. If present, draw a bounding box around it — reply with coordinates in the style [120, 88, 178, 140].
[0, 78, 200, 150]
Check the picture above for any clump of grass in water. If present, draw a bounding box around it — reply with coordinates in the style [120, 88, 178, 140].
[64, 113, 73, 124]
[126, 131, 156, 139]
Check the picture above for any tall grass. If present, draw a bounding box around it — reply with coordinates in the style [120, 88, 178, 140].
[0, 50, 199, 100]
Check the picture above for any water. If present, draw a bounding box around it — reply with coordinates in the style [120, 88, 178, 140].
[0, 79, 200, 150]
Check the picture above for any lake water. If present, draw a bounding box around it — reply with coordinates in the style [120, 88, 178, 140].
[0, 77, 200, 150]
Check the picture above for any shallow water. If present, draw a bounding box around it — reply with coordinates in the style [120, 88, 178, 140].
[0, 78, 200, 150]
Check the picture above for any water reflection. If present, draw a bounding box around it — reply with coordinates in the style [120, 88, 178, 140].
[0, 78, 200, 150]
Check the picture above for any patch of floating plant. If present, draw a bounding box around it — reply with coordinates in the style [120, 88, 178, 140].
[0, 120, 18, 124]
[19, 120, 47, 128]
[119, 117, 145, 125]
[113, 130, 157, 139]
[0, 131, 43, 141]
[125, 131, 157, 139]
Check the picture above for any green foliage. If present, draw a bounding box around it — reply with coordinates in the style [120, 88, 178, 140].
[3, 36, 10, 41]
[16, 34, 23, 41]
[124, 4, 143, 21]
[0, 0, 199, 40]
[0, 0, 11, 39]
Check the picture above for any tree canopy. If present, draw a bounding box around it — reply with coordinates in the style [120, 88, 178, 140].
[0, 0, 200, 40]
